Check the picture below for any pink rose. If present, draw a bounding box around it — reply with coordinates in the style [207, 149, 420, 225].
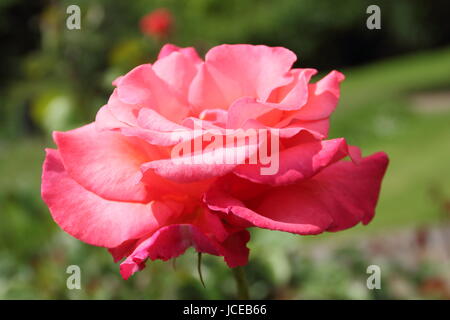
[41, 44, 388, 280]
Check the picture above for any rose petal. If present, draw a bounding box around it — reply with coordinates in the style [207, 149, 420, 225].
[158, 44, 202, 64]
[119, 224, 250, 279]
[292, 70, 345, 121]
[54, 123, 161, 202]
[206, 152, 389, 235]
[41, 149, 174, 248]
[269, 68, 318, 109]
[95, 104, 129, 131]
[233, 138, 359, 186]
[116, 64, 189, 123]
[189, 44, 296, 112]
[141, 129, 264, 183]
[153, 49, 200, 102]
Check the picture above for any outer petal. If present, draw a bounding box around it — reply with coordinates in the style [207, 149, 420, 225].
[306, 151, 388, 229]
[41, 149, 172, 248]
[119, 224, 250, 279]
[108, 239, 139, 263]
[220, 230, 251, 267]
[54, 123, 161, 202]
[205, 152, 389, 235]
[189, 44, 296, 112]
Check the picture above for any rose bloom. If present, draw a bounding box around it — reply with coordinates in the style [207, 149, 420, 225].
[41, 44, 388, 279]
[140, 8, 172, 39]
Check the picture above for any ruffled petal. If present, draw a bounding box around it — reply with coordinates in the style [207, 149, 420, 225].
[106, 89, 141, 127]
[292, 70, 345, 121]
[269, 68, 318, 109]
[227, 97, 276, 129]
[189, 44, 296, 112]
[233, 138, 359, 186]
[141, 129, 264, 183]
[226, 97, 327, 139]
[119, 224, 250, 279]
[95, 104, 129, 131]
[158, 44, 202, 64]
[153, 48, 201, 102]
[116, 64, 189, 123]
[205, 152, 389, 235]
[117, 108, 196, 146]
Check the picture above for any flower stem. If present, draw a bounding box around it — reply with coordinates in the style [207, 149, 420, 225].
[232, 266, 249, 300]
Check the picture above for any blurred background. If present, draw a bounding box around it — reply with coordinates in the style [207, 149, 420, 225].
[1, 0, 450, 299]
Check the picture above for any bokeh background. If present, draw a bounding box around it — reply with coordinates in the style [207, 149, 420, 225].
[1, 0, 450, 299]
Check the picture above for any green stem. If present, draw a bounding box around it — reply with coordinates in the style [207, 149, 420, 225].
[232, 266, 250, 300]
